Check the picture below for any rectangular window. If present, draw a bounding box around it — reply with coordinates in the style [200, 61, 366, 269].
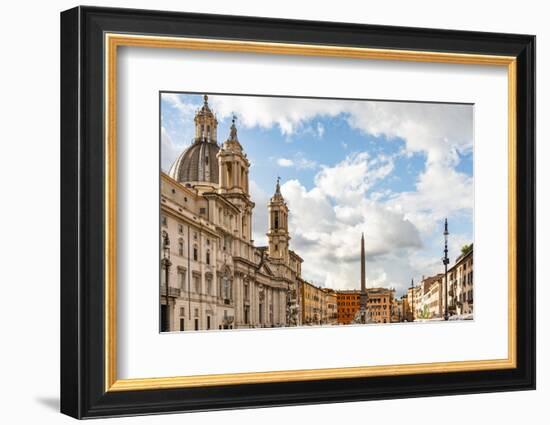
[206, 251, 210, 265]
[194, 275, 201, 293]
[178, 240, 184, 256]
[178, 270, 186, 290]
[193, 247, 198, 261]
[179, 307, 185, 316]
[180, 318, 184, 331]
[178, 224, 183, 233]
[206, 278, 212, 295]
[223, 235, 231, 252]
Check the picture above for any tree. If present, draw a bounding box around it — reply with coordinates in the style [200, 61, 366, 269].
[461, 243, 473, 256]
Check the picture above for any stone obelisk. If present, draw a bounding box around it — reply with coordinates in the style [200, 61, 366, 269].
[359, 233, 367, 324]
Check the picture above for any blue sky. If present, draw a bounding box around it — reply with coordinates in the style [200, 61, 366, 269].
[161, 93, 474, 296]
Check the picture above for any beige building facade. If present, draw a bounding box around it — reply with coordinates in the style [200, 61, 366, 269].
[322, 288, 338, 325]
[407, 245, 474, 321]
[160, 96, 303, 331]
[447, 246, 474, 316]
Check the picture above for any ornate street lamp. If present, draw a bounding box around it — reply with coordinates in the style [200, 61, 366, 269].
[162, 230, 172, 332]
[443, 218, 450, 321]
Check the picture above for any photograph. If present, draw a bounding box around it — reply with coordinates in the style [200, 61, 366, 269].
[159, 93, 474, 332]
[58, 5, 536, 418]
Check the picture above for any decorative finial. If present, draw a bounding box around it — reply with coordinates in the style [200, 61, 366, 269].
[275, 176, 281, 195]
[204, 94, 208, 104]
[229, 114, 238, 141]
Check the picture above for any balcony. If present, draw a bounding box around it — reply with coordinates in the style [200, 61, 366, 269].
[160, 285, 181, 298]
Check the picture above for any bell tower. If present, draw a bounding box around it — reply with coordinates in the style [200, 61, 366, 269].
[217, 115, 254, 243]
[218, 116, 250, 195]
[267, 177, 290, 261]
[194, 94, 218, 143]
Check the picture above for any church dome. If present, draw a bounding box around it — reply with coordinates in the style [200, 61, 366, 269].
[168, 140, 220, 185]
[168, 95, 220, 186]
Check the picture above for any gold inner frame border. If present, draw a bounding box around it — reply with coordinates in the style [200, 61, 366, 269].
[104, 33, 517, 392]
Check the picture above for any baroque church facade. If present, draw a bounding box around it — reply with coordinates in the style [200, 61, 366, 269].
[160, 95, 303, 331]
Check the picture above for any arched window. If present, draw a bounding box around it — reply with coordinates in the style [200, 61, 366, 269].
[226, 163, 232, 186]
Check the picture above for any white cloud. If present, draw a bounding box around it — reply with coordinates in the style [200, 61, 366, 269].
[316, 122, 325, 138]
[162, 93, 199, 119]
[277, 158, 294, 167]
[249, 180, 270, 246]
[386, 162, 473, 236]
[295, 155, 317, 170]
[161, 126, 188, 172]
[164, 94, 472, 174]
[210, 96, 344, 135]
[208, 95, 472, 167]
[280, 153, 422, 294]
[315, 152, 394, 203]
[275, 153, 317, 170]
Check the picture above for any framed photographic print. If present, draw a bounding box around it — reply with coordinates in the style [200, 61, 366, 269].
[60, 6, 535, 419]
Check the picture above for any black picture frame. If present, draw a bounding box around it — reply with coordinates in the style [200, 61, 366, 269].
[60, 5, 535, 419]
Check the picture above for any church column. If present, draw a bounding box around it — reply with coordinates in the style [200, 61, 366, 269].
[250, 281, 256, 326]
[237, 274, 243, 325]
[219, 163, 225, 187]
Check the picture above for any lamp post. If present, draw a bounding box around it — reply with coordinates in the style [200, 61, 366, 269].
[162, 230, 172, 332]
[443, 218, 450, 321]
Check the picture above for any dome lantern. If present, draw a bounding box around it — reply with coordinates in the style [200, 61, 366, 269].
[194, 94, 218, 144]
